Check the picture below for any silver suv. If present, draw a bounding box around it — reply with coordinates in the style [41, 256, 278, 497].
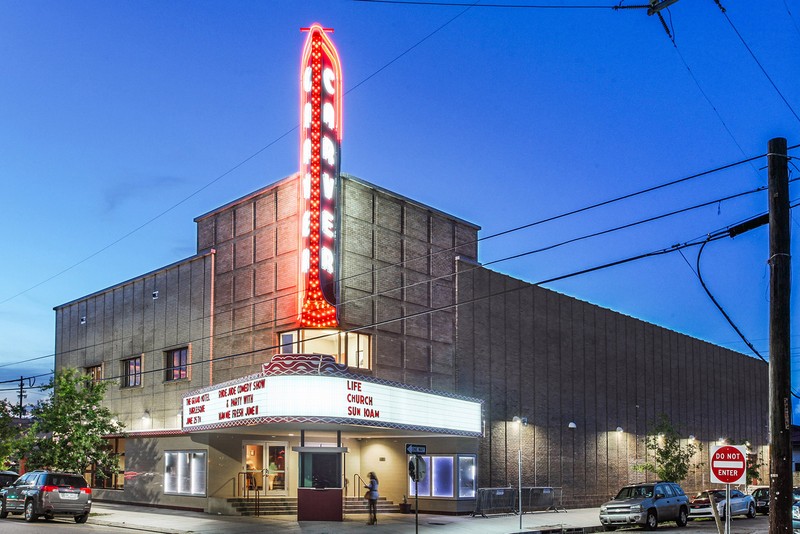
[599, 482, 689, 530]
[0, 470, 92, 523]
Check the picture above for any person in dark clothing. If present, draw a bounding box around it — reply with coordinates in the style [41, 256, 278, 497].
[364, 471, 379, 525]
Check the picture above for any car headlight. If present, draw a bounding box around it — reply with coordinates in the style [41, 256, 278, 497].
[630, 504, 642, 512]
[793, 506, 800, 520]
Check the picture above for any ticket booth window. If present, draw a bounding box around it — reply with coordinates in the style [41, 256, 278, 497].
[299, 452, 342, 488]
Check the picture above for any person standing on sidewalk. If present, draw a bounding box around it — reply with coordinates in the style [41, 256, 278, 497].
[364, 471, 379, 525]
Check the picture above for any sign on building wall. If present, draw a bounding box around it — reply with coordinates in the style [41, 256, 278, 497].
[182, 374, 482, 436]
[299, 23, 341, 328]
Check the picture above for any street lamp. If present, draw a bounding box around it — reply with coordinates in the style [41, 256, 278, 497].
[512, 416, 528, 530]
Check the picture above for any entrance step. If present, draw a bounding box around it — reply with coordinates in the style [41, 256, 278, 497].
[226, 496, 398, 516]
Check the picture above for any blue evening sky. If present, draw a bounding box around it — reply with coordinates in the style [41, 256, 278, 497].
[1, 0, 798, 411]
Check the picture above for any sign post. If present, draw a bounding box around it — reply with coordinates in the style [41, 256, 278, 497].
[406, 444, 426, 534]
[710, 445, 747, 534]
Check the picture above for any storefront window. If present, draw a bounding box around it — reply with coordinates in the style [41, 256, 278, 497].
[432, 457, 454, 497]
[164, 450, 206, 496]
[409, 455, 475, 498]
[458, 455, 477, 497]
[278, 329, 371, 369]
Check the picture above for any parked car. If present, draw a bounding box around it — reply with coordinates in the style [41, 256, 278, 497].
[751, 487, 769, 514]
[0, 472, 17, 489]
[599, 482, 690, 530]
[0, 470, 91, 523]
[688, 489, 756, 520]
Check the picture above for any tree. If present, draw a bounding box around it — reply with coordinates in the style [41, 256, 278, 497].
[0, 400, 21, 468]
[20, 368, 124, 475]
[634, 414, 698, 482]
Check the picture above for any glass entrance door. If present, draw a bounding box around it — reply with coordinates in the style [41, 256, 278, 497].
[242, 443, 264, 492]
[266, 442, 286, 493]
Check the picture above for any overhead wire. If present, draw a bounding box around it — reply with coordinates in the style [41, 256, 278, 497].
[716, 3, 800, 126]
[0, 4, 476, 308]
[43, 181, 772, 368]
[1, 149, 781, 372]
[96, 227, 735, 386]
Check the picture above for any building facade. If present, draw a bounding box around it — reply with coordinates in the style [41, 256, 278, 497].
[54, 171, 769, 514]
[52, 23, 768, 517]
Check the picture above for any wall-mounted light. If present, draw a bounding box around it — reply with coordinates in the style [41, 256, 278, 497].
[512, 416, 528, 426]
[688, 435, 696, 441]
[568, 422, 577, 429]
[152, 290, 159, 300]
[142, 410, 151, 422]
[616, 426, 624, 433]
[717, 437, 727, 445]
[80, 316, 86, 325]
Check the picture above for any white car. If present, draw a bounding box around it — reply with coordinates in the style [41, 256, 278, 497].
[688, 489, 756, 520]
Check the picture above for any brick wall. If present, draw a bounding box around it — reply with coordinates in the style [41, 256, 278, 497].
[454, 261, 769, 505]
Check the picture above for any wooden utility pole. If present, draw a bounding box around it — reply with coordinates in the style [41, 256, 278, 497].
[768, 137, 791, 534]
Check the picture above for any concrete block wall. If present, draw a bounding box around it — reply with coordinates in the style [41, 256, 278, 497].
[454, 261, 769, 506]
[339, 175, 479, 392]
[54, 253, 214, 431]
[194, 175, 301, 384]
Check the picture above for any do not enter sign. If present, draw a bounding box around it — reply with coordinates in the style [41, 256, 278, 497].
[710, 445, 747, 485]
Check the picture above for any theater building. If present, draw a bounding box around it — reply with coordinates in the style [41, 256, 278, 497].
[53, 24, 768, 516]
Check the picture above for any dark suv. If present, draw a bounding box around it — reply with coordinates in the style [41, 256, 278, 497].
[0, 470, 91, 523]
[599, 481, 690, 530]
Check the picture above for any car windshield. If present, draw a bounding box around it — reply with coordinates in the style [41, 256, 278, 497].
[693, 490, 723, 500]
[616, 486, 653, 499]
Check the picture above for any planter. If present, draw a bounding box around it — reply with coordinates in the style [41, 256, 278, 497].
[399, 503, 412, 514]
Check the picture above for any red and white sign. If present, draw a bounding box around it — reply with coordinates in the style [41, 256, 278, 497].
[710, 445, 747, 484]
[298, 23, 342, 328]
[182, 374, 483, 436]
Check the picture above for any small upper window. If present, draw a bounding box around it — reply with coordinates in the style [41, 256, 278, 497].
[86, 365, 102, 383]
[166, 348, 188, 381]
[122, 356, 142, 388]
[278, 330, 371, 369]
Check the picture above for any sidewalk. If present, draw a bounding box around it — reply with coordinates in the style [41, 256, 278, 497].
[89, 502, 603, 533]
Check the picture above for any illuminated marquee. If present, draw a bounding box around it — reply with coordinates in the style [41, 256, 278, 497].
[299, 24, 342, 327]
[182, 374, 483, 436]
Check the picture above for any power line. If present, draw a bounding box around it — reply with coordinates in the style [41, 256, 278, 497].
[92, 211, 764, 385]
[3, 148, 780, 371]
[354, 0, 619, 7]
[47, 180, 772, 366]
[717, 4, 800, 126]
[0, 7, 474, 308]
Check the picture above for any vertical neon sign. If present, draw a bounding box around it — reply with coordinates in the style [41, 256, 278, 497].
[299, 24, 341, 328]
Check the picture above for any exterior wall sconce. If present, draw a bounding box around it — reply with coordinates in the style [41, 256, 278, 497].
[512, 416, 528, 426]
[80, 316, 86, 325]
[688, 435, 696, 441]
[616, 426, 624, 433]
[568, 422, 577, 429]
[152, 290, 159, 299]
[142, 410, 151, 422]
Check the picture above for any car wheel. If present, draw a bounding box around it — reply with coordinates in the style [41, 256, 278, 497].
[747, 503, 756, 519]
[645, 510, 658, 530]
[23, 500, 37, 522]
[676, 507, 688, 527]
[0, 499, 7, 519]
[75, 513, 89, 524]
[44, 513, 54, 520]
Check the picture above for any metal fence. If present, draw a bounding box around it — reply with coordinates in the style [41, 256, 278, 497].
[471, 486, 565, 517]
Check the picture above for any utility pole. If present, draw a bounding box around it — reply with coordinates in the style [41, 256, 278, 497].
[17, 376, 26, 418]
[768, 137, 791, 534]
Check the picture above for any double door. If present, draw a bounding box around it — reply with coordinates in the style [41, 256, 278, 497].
[243, 441, 286, 494]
